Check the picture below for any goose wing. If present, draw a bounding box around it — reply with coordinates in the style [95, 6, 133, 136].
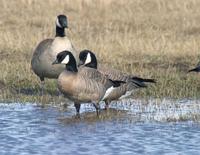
[98, 64, 155, 84]
[31, 39, 53, 64]
[78, 66, 113, 89]
[98, 64, 130, 81]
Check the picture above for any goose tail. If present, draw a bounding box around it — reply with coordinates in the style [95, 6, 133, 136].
[131, 76, 156, 83]
[188, 66, 200, 73]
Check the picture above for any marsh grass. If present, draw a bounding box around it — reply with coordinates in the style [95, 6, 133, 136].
[1, 0, 200, 103]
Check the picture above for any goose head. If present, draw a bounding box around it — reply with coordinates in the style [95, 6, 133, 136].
[78, 50, 97, 69]
[53, 50, 77, 72]
[56, 14, 68, 28]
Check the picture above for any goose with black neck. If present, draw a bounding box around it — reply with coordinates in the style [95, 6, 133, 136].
[53, 51, 125, 117]
[31, 14, 78, 95]
[79, 50, 156, 109]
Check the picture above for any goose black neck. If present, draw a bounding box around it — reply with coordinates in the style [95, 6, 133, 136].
[56, 26, 65, 37]
[65, 56, 78, 72]
[65, 65, 78, 72]
[85, 62, 97, 69]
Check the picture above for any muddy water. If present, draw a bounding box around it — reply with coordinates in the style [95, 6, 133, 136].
[0, 99, 200, 154]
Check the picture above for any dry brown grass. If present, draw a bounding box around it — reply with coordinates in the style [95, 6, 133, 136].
[1, 0, 200, 102]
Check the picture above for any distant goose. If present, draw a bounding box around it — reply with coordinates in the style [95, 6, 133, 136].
[31, 15, 78, 94]
[188, 64, 200, 73]
[52, 51, 125, 116]
[78, 50, 156, 109]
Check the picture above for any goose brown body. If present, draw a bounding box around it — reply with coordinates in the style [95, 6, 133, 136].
[78, 66, 113, 88]
[98, 64, 130, 82]
[53, 51, 124, 116]
[78, 50, 155, 104]
[58, 70, 106, 103]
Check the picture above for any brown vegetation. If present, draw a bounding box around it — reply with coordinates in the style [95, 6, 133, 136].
[0, 0, 200, 103]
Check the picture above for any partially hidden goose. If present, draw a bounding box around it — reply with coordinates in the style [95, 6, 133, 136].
[188, 63, 200, 73]
[52, 51, 125, 116]
[31, 15, 78, 94]
[78, 50, 156, 109]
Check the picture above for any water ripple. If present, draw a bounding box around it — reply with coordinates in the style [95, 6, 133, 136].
[0, 100, 199, 154]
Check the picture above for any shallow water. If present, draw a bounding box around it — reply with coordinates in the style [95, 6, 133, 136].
[0, 99, 200, 155]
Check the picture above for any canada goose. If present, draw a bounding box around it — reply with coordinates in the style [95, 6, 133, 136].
[52, 51, 125, 116]
[79, 50, 156, 109]
[31, 15, 77, 94]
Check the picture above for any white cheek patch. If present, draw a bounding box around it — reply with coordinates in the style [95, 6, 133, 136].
[85, 53, 91, 64]
[61, 55, 69, 64]
[56, 18, 62, 28]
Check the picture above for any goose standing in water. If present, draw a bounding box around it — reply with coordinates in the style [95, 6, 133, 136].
[78, 50, 156, 109]
[52, 51, 125, 116]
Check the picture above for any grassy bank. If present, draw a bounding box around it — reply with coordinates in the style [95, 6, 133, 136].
[0, 0, 200, 103]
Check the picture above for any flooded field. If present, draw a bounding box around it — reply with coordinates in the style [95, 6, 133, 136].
[0, 99, 200, 154]
[0, 100, 200, 155]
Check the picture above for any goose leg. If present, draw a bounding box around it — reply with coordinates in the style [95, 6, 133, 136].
[93, 102, 100, 117]
[57, 87, 62, 96]
[40, 77, 45, 96]
[105, 100, 110, 110]
[74, 103, 81, 118]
